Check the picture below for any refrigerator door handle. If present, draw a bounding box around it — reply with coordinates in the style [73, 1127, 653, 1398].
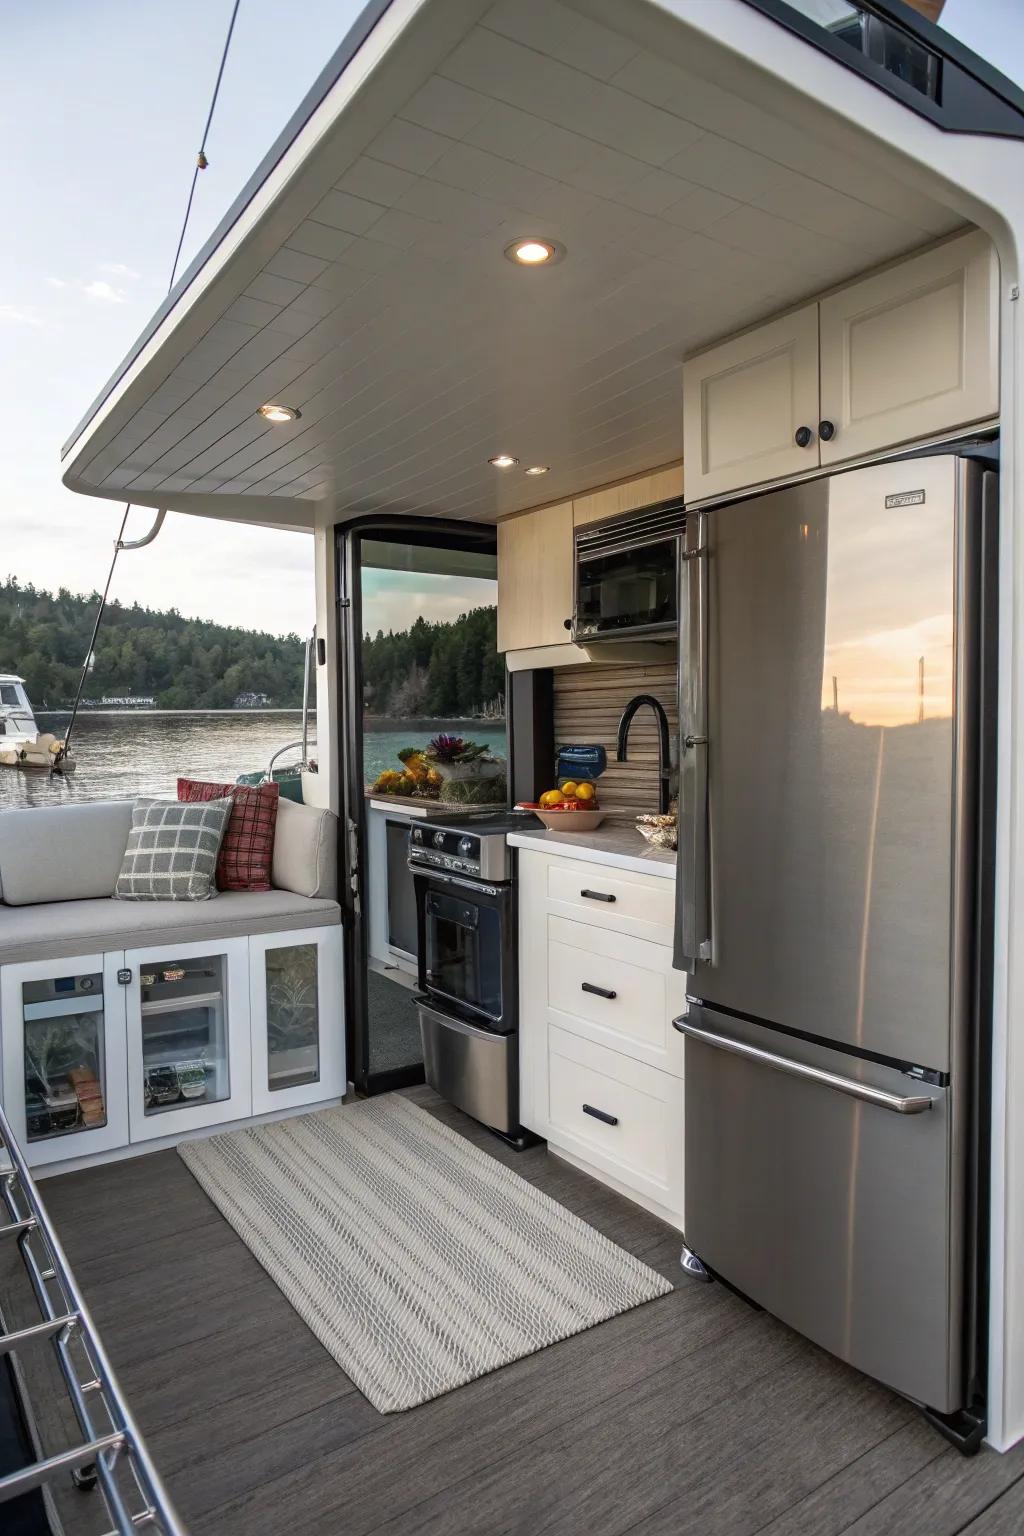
[673, 1017, 935, 1115]
[676, 511, 711, 970]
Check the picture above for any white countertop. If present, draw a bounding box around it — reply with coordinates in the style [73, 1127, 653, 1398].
[508, 824, 677, 879]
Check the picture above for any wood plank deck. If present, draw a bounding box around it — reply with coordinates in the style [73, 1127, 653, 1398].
[30, 1087, 1024, 1535]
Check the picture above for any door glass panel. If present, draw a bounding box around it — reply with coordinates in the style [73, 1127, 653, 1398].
[139, 955, 229, 1114]
[424, 890, 502, 1020]
[265, 943, 320, 1092]
[22, 972, 107, 1142]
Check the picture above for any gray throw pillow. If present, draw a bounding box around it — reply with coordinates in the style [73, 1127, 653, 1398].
[114, 797, 232, 902]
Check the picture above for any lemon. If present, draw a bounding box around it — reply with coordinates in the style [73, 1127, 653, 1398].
[575, 781, 596, 802]
[539, 788, 564, 808]
[560, 780, 578, 797]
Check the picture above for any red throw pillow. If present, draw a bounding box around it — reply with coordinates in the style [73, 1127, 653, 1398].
[177, 778, 280, 892]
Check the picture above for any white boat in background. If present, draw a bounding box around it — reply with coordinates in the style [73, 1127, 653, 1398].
[0, 674, 67, 771]
[0, 674, 39, 749]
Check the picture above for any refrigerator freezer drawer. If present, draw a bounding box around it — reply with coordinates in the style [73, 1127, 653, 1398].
[681, 1005, 963, 1412]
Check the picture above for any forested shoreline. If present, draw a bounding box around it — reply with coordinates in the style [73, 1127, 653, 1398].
[0, 577, 503, 715]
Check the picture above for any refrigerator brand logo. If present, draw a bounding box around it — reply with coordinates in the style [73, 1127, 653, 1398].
[885, 489, 926, 508]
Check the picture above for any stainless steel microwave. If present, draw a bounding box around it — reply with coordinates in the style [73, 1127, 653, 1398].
[572, 500, 685, 644]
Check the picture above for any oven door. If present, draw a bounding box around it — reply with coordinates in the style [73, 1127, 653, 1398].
[413, 870, 515, 1033]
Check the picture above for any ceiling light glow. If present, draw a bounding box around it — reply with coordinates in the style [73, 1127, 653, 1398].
[525, 465, 550, 476]
[504, 238, 565, 267]
[258, 403, 300, 423]
[489, 454, 519, 469]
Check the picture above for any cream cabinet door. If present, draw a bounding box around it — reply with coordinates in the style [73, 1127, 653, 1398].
[818, 230, 999, 465]
[683, 304, 820, 502]
[496, 500, 573, 652]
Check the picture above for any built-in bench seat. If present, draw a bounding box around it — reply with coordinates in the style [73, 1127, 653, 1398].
[0, 887, 340, 966]
[0, 796, 340, 963]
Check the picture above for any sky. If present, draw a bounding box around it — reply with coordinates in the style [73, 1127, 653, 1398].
[1, 0, 1021, 641]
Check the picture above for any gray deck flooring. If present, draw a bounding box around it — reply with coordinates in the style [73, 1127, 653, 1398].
[32, 1086, 1024, 1535]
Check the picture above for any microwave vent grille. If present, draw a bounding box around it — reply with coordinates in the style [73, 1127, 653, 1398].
[575, 501, 685, 556]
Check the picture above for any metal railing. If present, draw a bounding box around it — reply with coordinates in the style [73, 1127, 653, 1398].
[0, 1099, 187, 1533]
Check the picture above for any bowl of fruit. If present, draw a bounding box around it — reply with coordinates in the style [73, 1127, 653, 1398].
[526, 780, 606, 832]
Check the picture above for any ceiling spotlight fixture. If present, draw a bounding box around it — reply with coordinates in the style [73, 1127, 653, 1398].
[504, 238, 564, 267]
[258, 402, 300, 423]
[524, 465, 550, 476]
[488, 454, 519, 469]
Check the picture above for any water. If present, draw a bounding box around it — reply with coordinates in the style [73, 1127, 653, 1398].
[0, 712, 506, 808]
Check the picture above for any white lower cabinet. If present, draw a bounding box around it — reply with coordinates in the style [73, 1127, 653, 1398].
[125, 937, 252, 1143]
[1, 953, 130, 1168]
[519, 846, 686, 1229]
[0, 925, 344, 1169]
[250, 928, 345, 1114]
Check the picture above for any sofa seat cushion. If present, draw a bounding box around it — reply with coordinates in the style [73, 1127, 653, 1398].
[0, 889, 340, 966]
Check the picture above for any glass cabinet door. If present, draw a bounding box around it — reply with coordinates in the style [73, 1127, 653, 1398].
[251, 928, 345, 1114]
[125, 938, 252, 1141]
[265, 943, 320, 1094]
[1, 954, 129, 1167]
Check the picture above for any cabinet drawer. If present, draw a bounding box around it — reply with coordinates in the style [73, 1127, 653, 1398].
[547, 916, 684, 1075]
[546, 860, 675, 945]
[547, 1026, 683, 1210]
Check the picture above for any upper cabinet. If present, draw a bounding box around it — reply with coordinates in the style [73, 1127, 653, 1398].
[682, 306, 820, 502]
[496, 499, 574, 653]
[573, 463, 684, 527]
[817, 230, 998, 466]
[683, 231, 999, 504]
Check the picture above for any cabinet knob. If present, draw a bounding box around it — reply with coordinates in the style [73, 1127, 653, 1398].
[818, 419, 836, 442]
[563, 618, 573, 630]
[794, 426, 814, 448]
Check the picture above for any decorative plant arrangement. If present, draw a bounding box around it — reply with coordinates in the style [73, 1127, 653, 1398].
[368, 737, 505, 801]
[422, 734, 504, 783]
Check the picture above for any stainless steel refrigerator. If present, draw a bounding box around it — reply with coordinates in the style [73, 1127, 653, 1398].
[674, 450, 996, 1422]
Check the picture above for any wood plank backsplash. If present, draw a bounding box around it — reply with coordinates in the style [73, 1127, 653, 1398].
[553, 660, 678, 825]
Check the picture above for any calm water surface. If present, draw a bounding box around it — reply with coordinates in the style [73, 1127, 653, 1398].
[1, 712, 506, 808]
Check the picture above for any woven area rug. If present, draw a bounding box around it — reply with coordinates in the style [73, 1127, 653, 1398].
[178, 1094, 672, 1412]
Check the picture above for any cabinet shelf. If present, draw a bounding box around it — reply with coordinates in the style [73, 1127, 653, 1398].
[141, 990, 222, 1017]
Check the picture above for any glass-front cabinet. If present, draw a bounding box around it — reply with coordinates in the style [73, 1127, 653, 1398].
[0, 954, 129, 1167]
[125, 938, 252, 1141]
[250, 928, 345, 1113]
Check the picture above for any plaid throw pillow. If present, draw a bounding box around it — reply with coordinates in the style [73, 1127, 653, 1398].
[114, 798, 232, 902]
[177, 778, 280, 892]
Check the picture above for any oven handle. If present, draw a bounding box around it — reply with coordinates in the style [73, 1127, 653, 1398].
[408, 865, 505, 898]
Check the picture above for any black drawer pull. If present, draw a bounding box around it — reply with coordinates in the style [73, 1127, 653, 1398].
[582, 1104, 619, 1127]
[580, 889, 615, 903]
[582, 982, 617, 1000]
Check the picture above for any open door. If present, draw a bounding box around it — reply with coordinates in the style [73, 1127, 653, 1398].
[335, 518, 501, 1095]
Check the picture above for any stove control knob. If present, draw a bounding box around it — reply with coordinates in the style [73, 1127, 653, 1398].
[459, 837, 473, 858]
[411, 827, 423, 843]
[433, 831, 446, 848]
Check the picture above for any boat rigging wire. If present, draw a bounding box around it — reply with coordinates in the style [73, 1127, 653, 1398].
[53, 0, 243, 773]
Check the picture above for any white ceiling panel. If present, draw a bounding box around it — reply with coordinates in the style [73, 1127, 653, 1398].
[64, 0, 965, 529]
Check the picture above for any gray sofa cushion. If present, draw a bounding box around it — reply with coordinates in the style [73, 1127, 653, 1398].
[0, 802, 132, 906]
[0, 889, 340, 966]
[272, 798, 337, 899]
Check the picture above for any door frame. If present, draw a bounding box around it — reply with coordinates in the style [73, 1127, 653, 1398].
[334, 515, 499, 1095]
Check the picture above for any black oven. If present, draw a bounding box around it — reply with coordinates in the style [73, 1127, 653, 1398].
[413, 870, 515, 1034]
[573, 500, 684, 644]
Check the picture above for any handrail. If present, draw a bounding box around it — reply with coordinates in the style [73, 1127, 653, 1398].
[0, 1100, 187, 1533]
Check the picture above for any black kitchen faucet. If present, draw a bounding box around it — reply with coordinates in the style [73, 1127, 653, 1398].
[616, 694, 673, 815]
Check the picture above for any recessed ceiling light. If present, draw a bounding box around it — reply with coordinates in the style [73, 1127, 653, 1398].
[504, 238, 565, 267]
[257, 402, 300, 423]
[524, 465, 550, 476]
[489, 454, 519, 469]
